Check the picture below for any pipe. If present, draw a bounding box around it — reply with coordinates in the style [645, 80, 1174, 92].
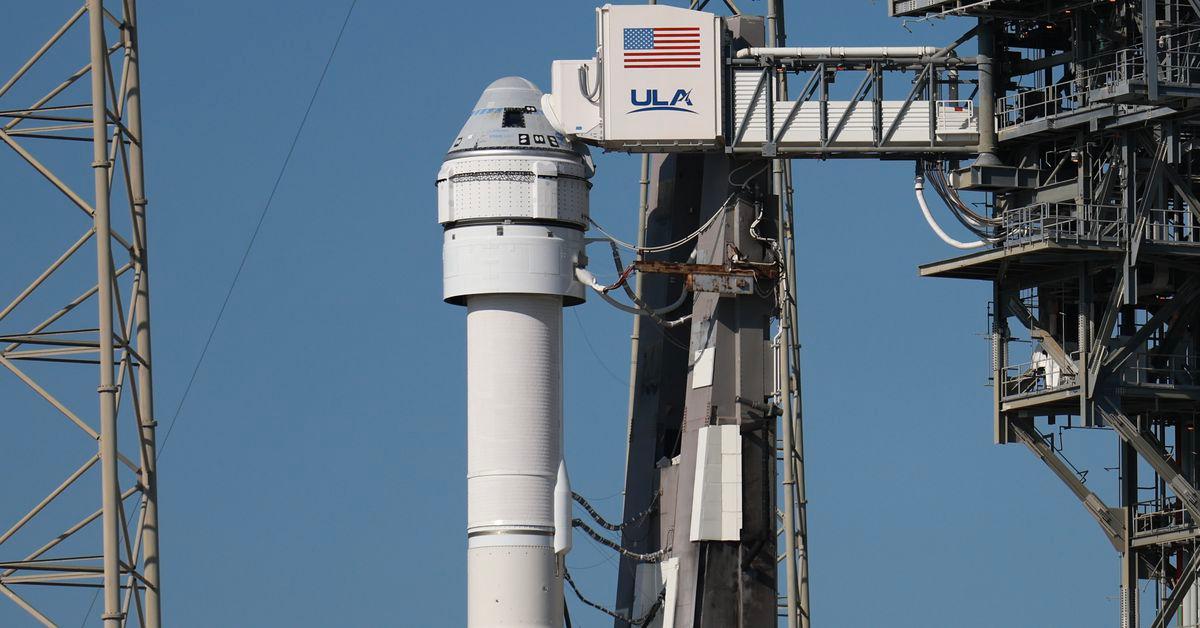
[736, 46, 940, 60]
[121, 3, 163, 624]
[974, 18, 1001, 166]
[915, 175, 987, 249]
[87, 1, 123, 626]
[766, 3, 810, 623]
[574, 267, 689, 320]
[623, 150, 651, 511]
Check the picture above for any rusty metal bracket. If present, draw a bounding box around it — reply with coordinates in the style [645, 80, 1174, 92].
[634, 260, 776, 296]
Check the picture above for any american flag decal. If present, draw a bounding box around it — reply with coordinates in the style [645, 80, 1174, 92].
[622, 26, 702, 69]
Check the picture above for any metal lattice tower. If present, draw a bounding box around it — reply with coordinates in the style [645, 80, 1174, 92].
[906, 1, 1200, 625]
[613, 3, 812, 625]
[0, 1, 160, 626]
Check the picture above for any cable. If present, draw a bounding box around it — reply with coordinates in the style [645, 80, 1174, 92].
[571, 308, 627, 388]
[590, 192, 737, 254]
[564, 567, 667, 627]
[608, 242, 689, 315]
[572, 518, 671, 563]
[573, 491, 659, 532]
[924, 163, 1004, 242]
[914, 175, 988, 250]
[578, 63, 600, 103]
[728, 160, 768, 189]
[156, 0, 358, 458]
[575, 267, 692, 328]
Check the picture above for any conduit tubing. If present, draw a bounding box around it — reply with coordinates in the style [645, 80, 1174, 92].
[736, 46, 940, 60]
[574, 267, 690, 324]
[915, 175, 987, 250]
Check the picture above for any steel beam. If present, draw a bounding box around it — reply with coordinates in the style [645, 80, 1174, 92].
[1150, 548, 1200, 628]
[1009, 418, 1124, 550]
[1099, 402, 1200, 523]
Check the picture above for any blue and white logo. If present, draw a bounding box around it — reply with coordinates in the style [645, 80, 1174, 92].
[629, 88, 696, 114]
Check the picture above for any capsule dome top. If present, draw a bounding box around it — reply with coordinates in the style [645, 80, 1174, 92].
[446, 76, 578, 157]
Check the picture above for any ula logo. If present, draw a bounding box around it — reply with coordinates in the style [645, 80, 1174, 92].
[629, 88, 697, 114]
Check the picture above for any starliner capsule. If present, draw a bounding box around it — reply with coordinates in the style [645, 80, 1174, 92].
[436, 77, 591, 628]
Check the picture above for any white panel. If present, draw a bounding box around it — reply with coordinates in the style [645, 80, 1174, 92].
[689, 425, 742, 542]
[597, 4, 722, 146]
[547, 60, 603, 139]
[443, 224, 585, 304]
[437, 154, 589, 227]
[691, 346, 714, 389]
[633, 557, 679, 628]
[468, 544, 562, 628]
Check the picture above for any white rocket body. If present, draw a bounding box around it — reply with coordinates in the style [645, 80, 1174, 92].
[437, 77, 589, 628]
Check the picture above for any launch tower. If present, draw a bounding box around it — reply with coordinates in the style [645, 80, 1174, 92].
[0, 2, 162, 626]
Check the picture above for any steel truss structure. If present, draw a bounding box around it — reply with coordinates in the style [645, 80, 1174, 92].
[613, 4, 812, 627]
[912, 1, 1200, 625]
[0, 1, 160, 627]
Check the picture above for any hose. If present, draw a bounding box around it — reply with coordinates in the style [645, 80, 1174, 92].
[572, 519, 671, 563]
[926, 164, 1002, 227]
[575, 267, 692, 328]
[564, 567, 667, 626]
[915, 175, 987, 250]
[578, 63, 600, 104]
[608, 242, 688, 315]
[572, 491, 659, 532]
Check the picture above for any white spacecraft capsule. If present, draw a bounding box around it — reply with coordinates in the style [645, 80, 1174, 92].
[436, 77, 591, 628]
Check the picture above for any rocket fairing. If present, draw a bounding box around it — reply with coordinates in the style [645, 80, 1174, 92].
[436, 77, 591, 628]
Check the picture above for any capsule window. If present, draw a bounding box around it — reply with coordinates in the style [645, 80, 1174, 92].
[501, 108, 526, 128]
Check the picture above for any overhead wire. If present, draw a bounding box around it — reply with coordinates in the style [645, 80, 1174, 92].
[571, 308, 628, 388]
[79, 4, 359, 627]
[589, 191, 737, 254]
[155, 0, 358, 458]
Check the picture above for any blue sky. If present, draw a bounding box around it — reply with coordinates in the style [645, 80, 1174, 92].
[0, 1, 1116, 626]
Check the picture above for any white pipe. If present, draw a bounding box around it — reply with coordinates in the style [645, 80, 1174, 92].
[575, 267, 690, 317]
[736, 46, 940, 59]
[915, 176, 987, 250]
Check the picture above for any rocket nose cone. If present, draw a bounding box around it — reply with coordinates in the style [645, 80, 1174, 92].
[471, 76, 543, 111]
[484, 76, 539, 91]
[445, 75, 574, 157]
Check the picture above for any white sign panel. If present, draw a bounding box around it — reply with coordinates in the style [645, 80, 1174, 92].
[598, 4, 722, 148]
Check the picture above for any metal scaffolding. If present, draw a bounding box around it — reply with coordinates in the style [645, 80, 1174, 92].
[913, 1, 1200, 626]
[0, 1, 161, 626]
[611, 3, 812, 626]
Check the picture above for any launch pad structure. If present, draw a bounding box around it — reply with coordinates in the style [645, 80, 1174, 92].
[526, 1, 1200, 626]
[3, 0, 1200, 626]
